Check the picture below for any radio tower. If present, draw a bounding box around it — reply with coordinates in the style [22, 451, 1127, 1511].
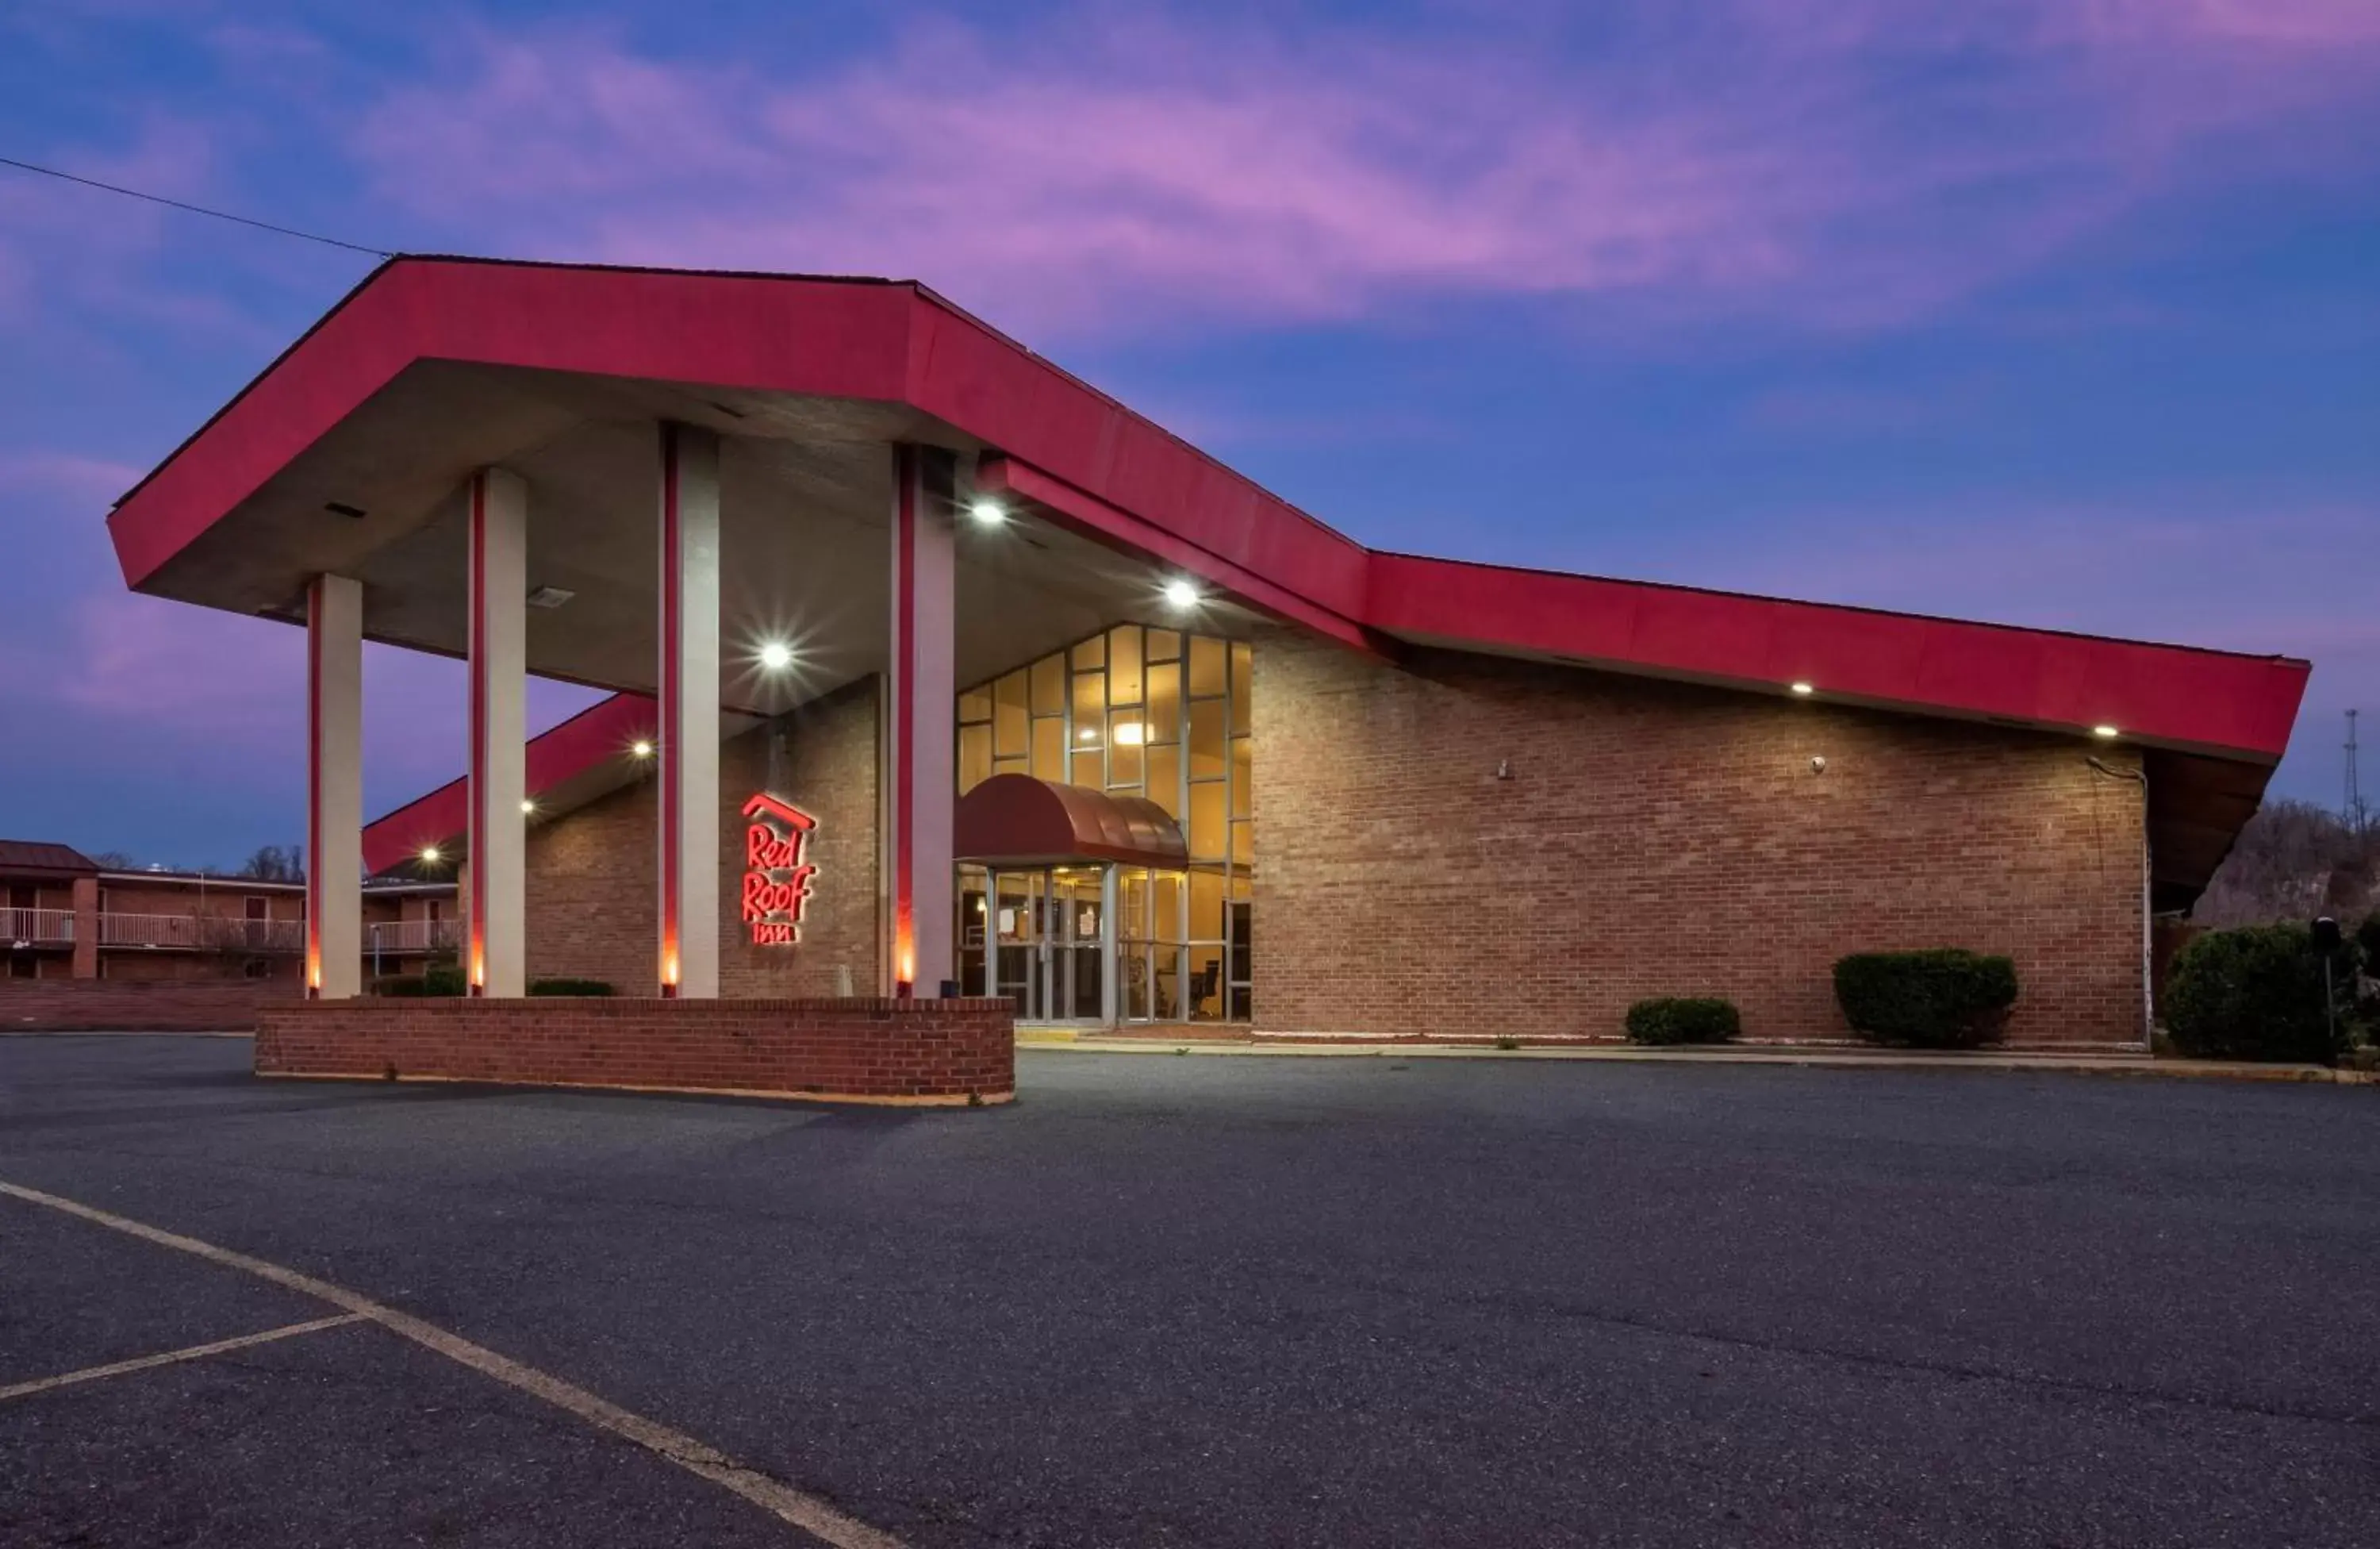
[2349, 709, 2368, 837]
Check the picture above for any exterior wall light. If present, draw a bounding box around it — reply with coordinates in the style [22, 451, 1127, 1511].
[631, 740, 655, 759]
[2093, 725, 2121, 740]
[758, 641, 794, 671]
[968, 499, 1004, 525]
[1790, 682, 1814, 696]
[1163, 578, 1201, 608]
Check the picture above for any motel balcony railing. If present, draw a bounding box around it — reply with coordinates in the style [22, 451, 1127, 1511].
[2, 907, 75, 946]
[367, 918, 463, 955]
[97, 913, 305, 954]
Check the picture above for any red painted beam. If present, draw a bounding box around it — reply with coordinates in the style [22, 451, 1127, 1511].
[973, 455, 1384, 657]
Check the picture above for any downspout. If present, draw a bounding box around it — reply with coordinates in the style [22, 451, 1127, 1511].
[2089, 756, 2153, 1050]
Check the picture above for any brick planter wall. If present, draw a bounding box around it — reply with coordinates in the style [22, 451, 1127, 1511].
[2, 978, 301, 1032]
[253, 997, 1015, 1105]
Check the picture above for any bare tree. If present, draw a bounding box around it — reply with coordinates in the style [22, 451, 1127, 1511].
[2194, 799, 2378, 928]
[236, 845, 305, 882]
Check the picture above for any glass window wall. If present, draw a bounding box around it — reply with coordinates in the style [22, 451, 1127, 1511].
[957, 622, 1253, 1023]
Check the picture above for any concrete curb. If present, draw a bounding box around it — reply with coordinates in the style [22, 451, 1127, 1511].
[1016, 1036, 2378, 1086]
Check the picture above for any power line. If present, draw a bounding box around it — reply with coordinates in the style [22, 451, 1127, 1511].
[0, 153, 392, 259]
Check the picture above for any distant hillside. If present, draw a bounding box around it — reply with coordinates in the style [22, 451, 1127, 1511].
[2193, 799, 2375, 928]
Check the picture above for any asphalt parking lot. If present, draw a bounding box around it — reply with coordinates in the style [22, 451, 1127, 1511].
[3, 1036, 2378, 1547]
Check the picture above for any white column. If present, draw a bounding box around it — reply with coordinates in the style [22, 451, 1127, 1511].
[305, 573, 363, 1000]
[659, 423, 722, 998]
[467, 467, 528, 997]
[887, 445, 957, 996]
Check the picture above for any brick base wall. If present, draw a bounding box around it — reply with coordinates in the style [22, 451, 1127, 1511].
[253, 996, 1014, 1105]
[1254, 637, 2148, 1048]
[1, 977, 301, 1032]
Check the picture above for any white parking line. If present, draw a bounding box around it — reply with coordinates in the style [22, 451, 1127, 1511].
[0, 1180, 902, 1549]
[0, 1313, 367, 1401]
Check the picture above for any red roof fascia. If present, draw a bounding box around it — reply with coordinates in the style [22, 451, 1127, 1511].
[973, 455, 1381, 655]
[1365, 554, 2308, 760]
[109, 258, 2309, 771]
[361, 692, 655, 874]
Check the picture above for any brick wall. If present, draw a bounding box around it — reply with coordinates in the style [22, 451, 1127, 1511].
[526, 678, 881, 996]
[1, 977, 301, 1032]
[254, 996, 1013, 1104]
[1253, 636, 2147, 1047]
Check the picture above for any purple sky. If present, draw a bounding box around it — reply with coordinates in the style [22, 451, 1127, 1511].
[3, 0, 2376, 867]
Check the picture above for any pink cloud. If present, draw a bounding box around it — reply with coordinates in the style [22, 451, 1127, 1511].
[347, 5, 2380, 338]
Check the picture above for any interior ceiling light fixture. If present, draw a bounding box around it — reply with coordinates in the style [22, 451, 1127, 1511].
[1114, 722, 1147, 747]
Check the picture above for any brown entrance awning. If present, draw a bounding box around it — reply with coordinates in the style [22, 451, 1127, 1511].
[954, 774, 1188, 869]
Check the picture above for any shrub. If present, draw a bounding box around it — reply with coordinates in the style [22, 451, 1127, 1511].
[1624, 997, 1741, 1046]
[528, 978, 615, 997]
[2163, 924, 2355, 1063]
[1833, 950, 2018, 1050]
[374, 966, 466, 998]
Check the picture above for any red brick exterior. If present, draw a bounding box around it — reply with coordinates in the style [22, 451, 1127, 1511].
[525, 678, 881, 997]
[253, 996, 1013, 1104]
[1, 977, 301, 1032]
[1253, 636, 2148, 1048]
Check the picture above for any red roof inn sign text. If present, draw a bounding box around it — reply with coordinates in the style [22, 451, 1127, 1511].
[740, 794, 817, 947]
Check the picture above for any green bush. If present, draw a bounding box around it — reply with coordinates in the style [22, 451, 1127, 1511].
[374, 966, 466, 998]
[2163, 924, 2355, 1063]
[1833, 949, 2018, 1049]
[1624, 997, 1741, 1046]
[528, 978, 615, 997]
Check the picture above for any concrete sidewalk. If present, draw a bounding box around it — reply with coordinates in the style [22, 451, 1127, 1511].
[1016, 1031, 2378, 1085]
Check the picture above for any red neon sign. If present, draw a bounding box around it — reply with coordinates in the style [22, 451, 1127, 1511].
[739, 792, 817, 947]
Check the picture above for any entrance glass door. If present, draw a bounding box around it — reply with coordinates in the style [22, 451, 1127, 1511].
[1048, 867, 1107, 1022]
[976, 865, 1112, 1024]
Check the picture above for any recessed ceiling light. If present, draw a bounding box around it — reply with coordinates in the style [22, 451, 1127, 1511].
[1790, 682, 1814, 696]
[1162, 578, 1201, 608]
[2092, 725, 2120, 740]
[419, 846, 441, 863]
[630, 740, 654, 759]
[758, 641, 794, 671]
[968, 499, 1005, 525]
[519, 798, 536, 814]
